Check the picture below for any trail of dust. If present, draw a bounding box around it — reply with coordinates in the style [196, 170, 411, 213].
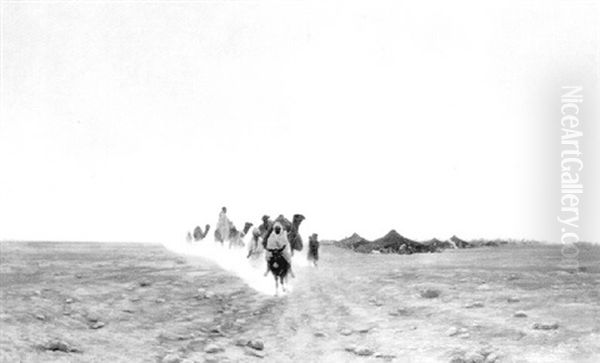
[163, 238, 309, 296]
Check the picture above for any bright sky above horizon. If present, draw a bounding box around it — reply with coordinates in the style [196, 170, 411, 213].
[1, 0, 598, 243]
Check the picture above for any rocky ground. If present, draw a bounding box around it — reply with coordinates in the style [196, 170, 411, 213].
[1, 241, 599, 363]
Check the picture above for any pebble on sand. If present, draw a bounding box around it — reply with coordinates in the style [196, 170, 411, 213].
[245, 347, 266, 358]
[446, 327, 459, 336]
[532, 322, 559, 330]
[161, 353, 181, 363]
[513, 311, 528, 318]
[339, 328, 353, 336]
[35, 314, 46, 321]
[420, 289, 441, 299]
[204, 343, 224, 354]
[90, 321, 105, 329]
[389, 307, 411, 316]
[38, 339, 81, 353]
[465, 352, 485, 363]
[449, 350, 488, 363]
[464, 302, 484, 309]
[234, 338, 249, 347]
[375, 353, 397, 359]
[485, 352, 500, 363]
[355, 325, 375, 333]
[247, 340, 264, 351]
[345, 345, 374, 356]
[355, 347, 375, 356]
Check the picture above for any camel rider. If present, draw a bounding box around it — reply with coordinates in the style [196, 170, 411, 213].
[264, 221, 295, 278]
[246, 227, 263, 258]
[258, 215, 272, 247]
[215, 207, 231, 243]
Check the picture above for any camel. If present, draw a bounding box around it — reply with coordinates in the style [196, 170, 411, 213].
[262, 214, 305, 253]
[287, 214, 305, 255]
[193, 225, 211, 241]
[228, 222, 253, 249]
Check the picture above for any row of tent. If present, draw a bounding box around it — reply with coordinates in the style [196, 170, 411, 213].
[334, 230, 506, 254]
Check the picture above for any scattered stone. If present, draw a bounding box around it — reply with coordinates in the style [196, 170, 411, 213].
[340, 328, 353, 336]
[314, 331, 327, 338]
[139, 280, 152, 287]
[485, 353, 499, 363]
[420, 289, 441, 299]
[345, 345, 357, 353]
[244, 347, 266, 358]
[158, 332, 190, 342]
[90, 321, 105, 329]
[235, 318, 247, 325]
[514, 311, 528, 318]
[458, 333, 470, 339]
[162, 353, 181, 363]
[185, 338, 207, 351]
[35, 314, 46, 321]
[355, 325, 375, 333]
[464, 302, 484, 309]
[368, 297, 384, 306]
[247, 340, 264, 351]
[355, 347, 375, 356]
[375, 353, 397, 359]
[477, 347, 493, 358]
[389, 307, 410, 316]
[195, 289, 207, 300]
[86, 314, 100, 323]
[532, 322, 559, 330]
[204, 343, 223, 354]
[465, 352, 485, 363]
[130, 296, 140, 302]
[507, 297, 520, 303]
[507, 274, 520, 281]
[446, 327, 459, 336]
[65, 298, 74, 304]
[477, 284, 491, 291]
[38, 339, 81, 353]
[234, 338, 249, 347]
[155, 298, 166, 304]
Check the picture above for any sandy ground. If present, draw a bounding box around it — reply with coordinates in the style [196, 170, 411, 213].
[1, 241, 599, 363]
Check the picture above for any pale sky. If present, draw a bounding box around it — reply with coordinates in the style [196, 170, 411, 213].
[0, 0, 598, 243]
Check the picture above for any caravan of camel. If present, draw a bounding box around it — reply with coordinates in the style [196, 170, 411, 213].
[186, 207, 320, 295]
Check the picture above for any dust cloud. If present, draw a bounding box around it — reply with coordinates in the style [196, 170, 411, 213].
[163, 237, 310, 295]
